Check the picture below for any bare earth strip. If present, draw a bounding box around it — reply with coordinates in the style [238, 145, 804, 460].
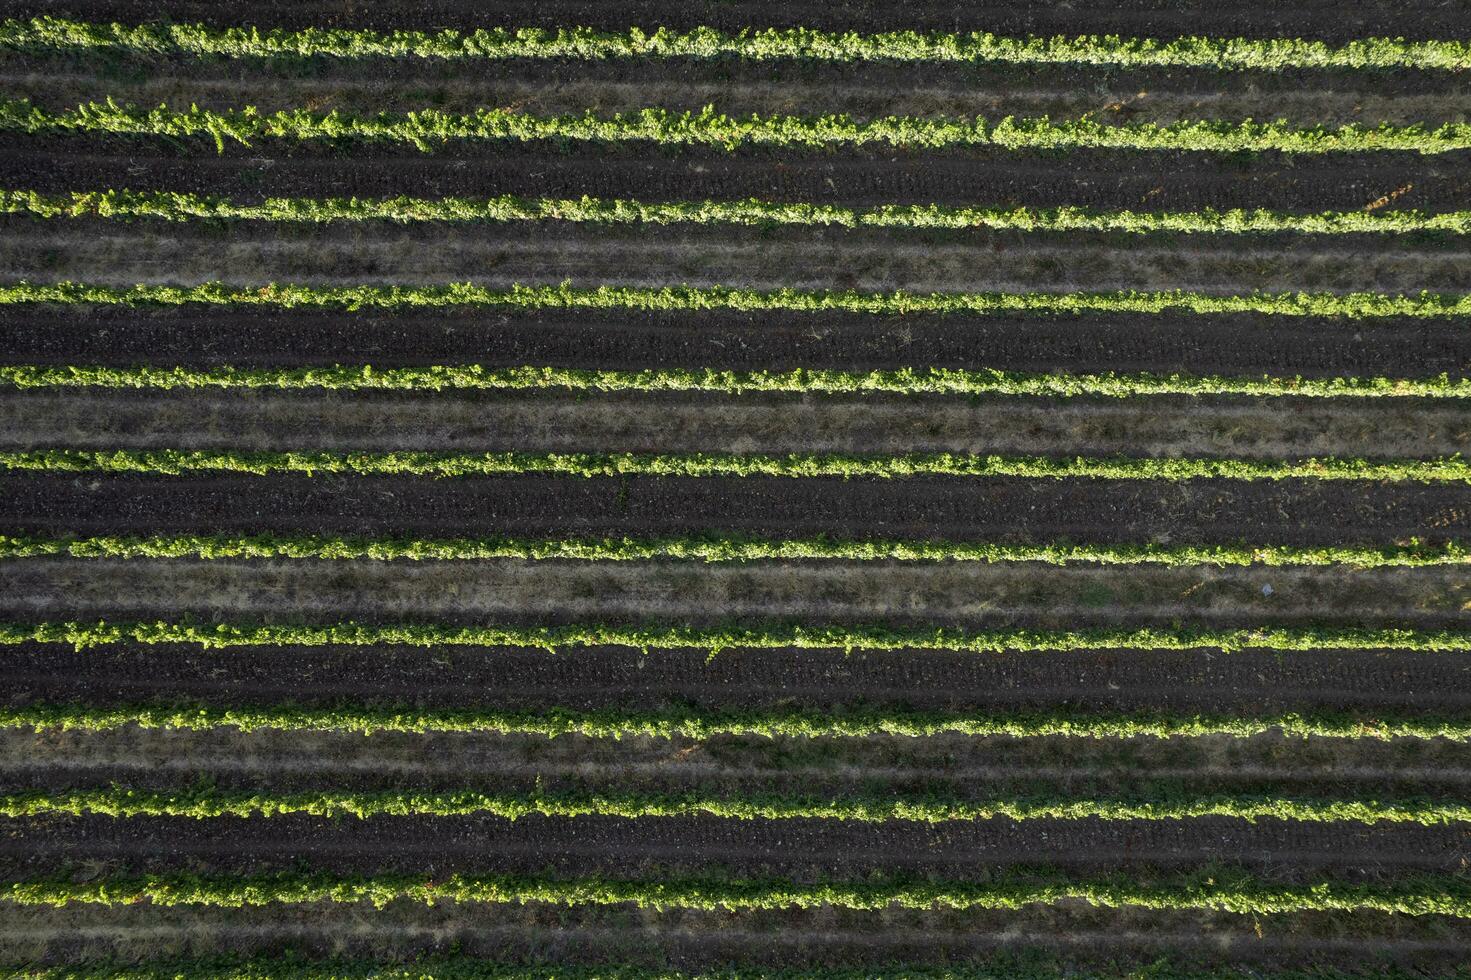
[6, 643, 1471, 713]
[7, 221, 1471, 294]
[2, 557, 1465, 628]
[5, 473, 1466, 547]
[2, 307, 1465, 381]
[2, 903, 1468, 973]
[9, 725, 1471, 805]
[4, 389, 1468, 458]
[6, 0, 1467, 41]
[10, 728, 1471, 797]
[0, 810, 1465, 880]
[8, 146, 1471, 214]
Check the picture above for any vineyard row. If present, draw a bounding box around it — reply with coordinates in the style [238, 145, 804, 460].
[6, 100, 1471, 154]
[5, 702, 1462, 740]
[6, 16, 1468, 71]
[7, 868, 1471, 917]
[10, 189, 1471, 236]
[8, 786, 1471, 826]
[4, 365, 1464, 399]
[5, 619, 1469, 654]
[4, 449, 1467, 482]
[5, 281, 1468, 319]
[3, 534, 1462, 568]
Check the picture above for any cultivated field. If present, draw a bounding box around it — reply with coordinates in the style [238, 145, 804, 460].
[0, 1, 1469, 978]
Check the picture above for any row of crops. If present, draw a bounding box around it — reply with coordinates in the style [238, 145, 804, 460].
[0, 5, 1469, 976]
[5, 448, 1469, 480]
[11, 189, 1471, 234]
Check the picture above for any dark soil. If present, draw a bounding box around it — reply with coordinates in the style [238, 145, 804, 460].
[4, 472, 1465, 546]
[8, 145, 1471, 213]
[5, 902, 1471, 976]
[2, 811, 1466, 882]
[4, 644, 1470, 713]
[13, 728, 1471, 803]
[3, 306, 1467, 379]
[4, 0, 1466, 41]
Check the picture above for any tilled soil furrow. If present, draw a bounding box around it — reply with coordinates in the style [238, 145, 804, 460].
[4, 473, 1465, 547]
[3, 307, 1465, 380]
[6, 0, 1466, 41]
[10, 730, 1471, 795]
[6, 389, 1467, 458]
[3, 905, 1469, 972]
[5, 645, 1471, 712]
[6, 146, 1471, 214]
[0, 812, 1464, 880]
[9, 67, 1464, 128]
[7, 222, 1471, 294]
[3, 558, 1463, 629]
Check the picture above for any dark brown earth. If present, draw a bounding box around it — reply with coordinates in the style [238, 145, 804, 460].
[4, 558, 1463, 630]
[5, 473, 1466, 546]
[13, 727, 1471, 801]
[1, 811, 1467, 881]
[4, 306, 1465, 379]
[9, 144, 1471, 212]
[4, 902, 1470, 975]
[5, 644, 1470, 713]
[13, 218, 1471, 294]
[4, 0, 1467, 41]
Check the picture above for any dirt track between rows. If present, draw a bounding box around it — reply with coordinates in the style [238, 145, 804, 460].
[9, 220, 1471, 294]
[4, 306, 1465, 380]
[8, 389, 1467, 459]
[6, 644, 1471, 713]
[10, 727, 1471, 802]
[2, 811, 1466, 881]
[10, 143, 1471, 212]
[4, 903, 1468, 974]
[6, 473, 1467, 546]
[7, 0, 1466, 40]
[4, 557, 1464, 629]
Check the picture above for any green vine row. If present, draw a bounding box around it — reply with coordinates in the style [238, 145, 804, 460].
[2, 449, 1466, 483]
[5, 99, 1470, 154]
[8, 188, 1471, 236]
[4, 16, 1468, 71]
[7, 867, 1471, 916]
[3, 279, 1467, 319]
[2, 533, 1462, 568]
[7, 785, 1470, 826]
[3, 364, 1466, 399]
[4, 702, 1463, 740]
[3, 619, 1468, 655]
